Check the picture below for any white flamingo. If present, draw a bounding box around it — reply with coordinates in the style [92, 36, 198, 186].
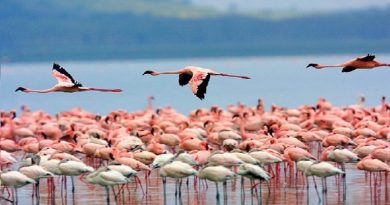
[58, 159, 94, 194]
[151, 153, 174, 169]
[143, 66, 250, 99]
[19, 164, 53, 197]
[305, 161, 343, 196]
[15, 63, 122, 93]
[0, 170, 35, 204]
[160, 160, 198, 197]
[197, 165, 236, 199]
[86, 167, 130, 204]
[237, 163, 270, 198]
[107, 163, 137, 178]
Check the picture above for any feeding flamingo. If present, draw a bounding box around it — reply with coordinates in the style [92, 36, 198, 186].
[304, 161, 344, 196]
[86, 167, 130, 204]
[0, 170, 36, 204]
[142, 66, 250, 99]
[237, 163, 270, 202]
[307, 54, 390, 72]
[15, 63, 122, 93]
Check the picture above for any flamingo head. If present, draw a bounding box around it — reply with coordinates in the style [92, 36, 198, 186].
[143, 70, 157, 76]
[200, 141, 209, 150]
[306, 63, 319, 68]
[232, 114, 240, 119]
[15, 87, 27, 92]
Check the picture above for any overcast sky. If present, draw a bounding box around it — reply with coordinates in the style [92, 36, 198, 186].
[191, 0, 390, 12]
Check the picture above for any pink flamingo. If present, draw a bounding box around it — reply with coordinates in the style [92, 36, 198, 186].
[307, 54, 390, 72]
[15, 63, 122, 93]
[143, 66, 250, 99]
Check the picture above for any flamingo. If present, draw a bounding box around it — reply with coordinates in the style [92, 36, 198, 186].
[237, 163, 270, 201]
[86, 167, 130, 204]
[15, 63, 122, 93]
[207, 151, 244, 167]
[307, 54, 390, 72]
[197, 165, 236, 200]
[142, 66, 250, 99]
[305, 161, 344, 195]
[107, 163, 137, 178]
[58, 159, 94, 195]
[160, 160, 198, 197]
[151, 153, 174, 169]
[19, 163, 54, 201]
[0, 170, 36, 204]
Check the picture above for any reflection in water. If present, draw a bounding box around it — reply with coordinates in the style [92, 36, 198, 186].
[1, 153, 390, 205]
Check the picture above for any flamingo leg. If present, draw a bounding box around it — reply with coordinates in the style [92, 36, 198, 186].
[215, 182, 220, 200]
[35, 180, 40, 205]
[179, 178, 183, 198]
[15, 188, 18, 205]
[105, 186, 110, 205]
[162, 177, 167, 205]
[223, 181, 227, 203]
[312, 176, 321, 203]
[175, 179, 178, 197]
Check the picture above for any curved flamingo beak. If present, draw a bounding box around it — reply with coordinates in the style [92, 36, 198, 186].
[143, 70, 154, 75]
[15, 87, 26, 92]
[200, 141, 208, 150]
[306, 63, 318, 68]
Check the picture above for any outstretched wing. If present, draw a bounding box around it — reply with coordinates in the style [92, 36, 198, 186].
[178, 71, 193, 86]
[342, 66, 357, 72]
[52, 63, 82, 86]
[189, 71, 210, 100]
[357, 54, 375, 62]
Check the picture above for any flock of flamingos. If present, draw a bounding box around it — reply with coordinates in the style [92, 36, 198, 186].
[0, 54, 390, 205]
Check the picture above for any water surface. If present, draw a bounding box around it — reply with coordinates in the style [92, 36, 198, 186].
[1, 54, 389, 114]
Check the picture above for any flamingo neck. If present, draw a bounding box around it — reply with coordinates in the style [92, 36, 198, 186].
[317, 64, 344, 68]
[156, 70, 182, 75]
[25, 88, 55, 93]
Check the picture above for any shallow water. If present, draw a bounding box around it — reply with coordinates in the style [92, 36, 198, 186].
[1, 161, 389, 205]
[1, 54, 390, 114]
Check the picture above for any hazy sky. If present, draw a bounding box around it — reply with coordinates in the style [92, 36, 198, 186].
[191, 0, 390, 12]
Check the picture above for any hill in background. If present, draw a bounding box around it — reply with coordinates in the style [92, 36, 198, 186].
[1, 0, 390, 62]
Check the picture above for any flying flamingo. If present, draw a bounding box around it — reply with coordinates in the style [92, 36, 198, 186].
[142, 66, 250, 99]
[307, 54, 390, 72]
[15, 63, 122, 93]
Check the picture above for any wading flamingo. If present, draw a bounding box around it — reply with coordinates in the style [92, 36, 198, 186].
[86, 167, 130, 204]
[0, 170, 36, 204]
[237, 163, 270, 201]
[305, 161, 343, 195]
[143, 66, 250, 99]
[198, 165, 236, 200]
[307, 54, 390, 72]
[15, 63, 122, 93]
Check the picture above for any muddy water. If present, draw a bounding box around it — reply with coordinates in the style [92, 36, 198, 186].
[1, 162, 389, 205]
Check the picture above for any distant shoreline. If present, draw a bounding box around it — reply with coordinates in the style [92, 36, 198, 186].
[2, 40, 390, 63]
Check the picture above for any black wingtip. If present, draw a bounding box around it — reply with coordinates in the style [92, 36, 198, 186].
[143, 70, 154, 75]
[306, 63, 318, 68]
[53, 62, 60, 69]
[195, 94, 205, 100]
[15, 87, 26, 92]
